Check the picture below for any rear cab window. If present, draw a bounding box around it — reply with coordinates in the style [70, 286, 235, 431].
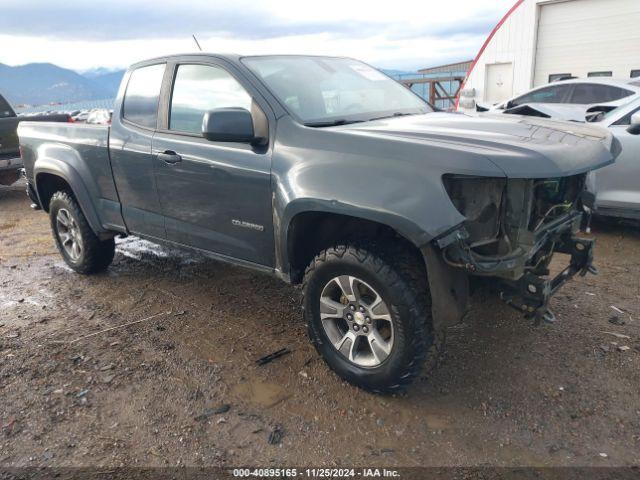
[122, 64, 166, 128]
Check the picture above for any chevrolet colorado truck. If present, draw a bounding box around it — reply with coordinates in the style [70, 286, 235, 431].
[0, 93, 69, 185]
[18, 54, 619, 392]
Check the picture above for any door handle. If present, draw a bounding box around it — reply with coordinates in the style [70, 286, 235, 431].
[157, 150, 182, 164]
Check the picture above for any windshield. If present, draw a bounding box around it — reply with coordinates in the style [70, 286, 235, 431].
[242, 56, 431, 125]
[598, 97, 640, 122]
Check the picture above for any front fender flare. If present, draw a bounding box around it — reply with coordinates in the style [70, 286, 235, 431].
[276, 197, 434, 278]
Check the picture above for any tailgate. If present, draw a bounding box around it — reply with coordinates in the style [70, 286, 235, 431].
[0, 117, 20, 158]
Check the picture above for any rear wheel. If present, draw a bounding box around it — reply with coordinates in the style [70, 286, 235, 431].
[49, 191, 115, 274]
[303, 242, 434, 393]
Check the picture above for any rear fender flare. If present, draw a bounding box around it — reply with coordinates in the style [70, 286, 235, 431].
[34, 156, 105, 236]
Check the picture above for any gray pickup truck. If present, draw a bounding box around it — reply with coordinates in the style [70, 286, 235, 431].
[18, 54, 619, 392]
[0, 93, 70, 185]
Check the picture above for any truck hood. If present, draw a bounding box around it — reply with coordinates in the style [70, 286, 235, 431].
[333, 112, 618, 179]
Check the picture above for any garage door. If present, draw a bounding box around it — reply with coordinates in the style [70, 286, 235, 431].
[534, 0, 640, 85]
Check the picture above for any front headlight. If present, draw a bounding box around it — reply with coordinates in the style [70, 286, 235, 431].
[442, 175, 506, 245]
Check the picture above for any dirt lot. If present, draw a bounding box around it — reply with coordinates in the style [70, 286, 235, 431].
[1, 182, 639, 469]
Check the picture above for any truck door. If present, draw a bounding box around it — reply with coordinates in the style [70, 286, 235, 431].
[152, 61, 275, 267]
[109, 63, 166, 239]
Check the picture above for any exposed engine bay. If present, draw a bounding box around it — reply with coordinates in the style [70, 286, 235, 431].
[437, 173, 596, 322]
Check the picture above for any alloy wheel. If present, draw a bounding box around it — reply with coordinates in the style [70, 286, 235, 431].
[56, 208, 83, 261]
[319, 275, 394, 367]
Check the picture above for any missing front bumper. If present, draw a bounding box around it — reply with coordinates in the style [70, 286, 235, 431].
[498, 235, 596, 323]
[437, 209, 597, 324]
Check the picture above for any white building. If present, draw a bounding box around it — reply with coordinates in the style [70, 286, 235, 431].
[458, 0, 640, 111]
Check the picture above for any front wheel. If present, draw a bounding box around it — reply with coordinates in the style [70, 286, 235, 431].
[303, 243, 434, 393]
[49, 190, 115, 274]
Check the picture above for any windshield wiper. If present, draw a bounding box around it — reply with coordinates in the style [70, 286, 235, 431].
[305, 112, 420, 127]
[368, 112, 417, 122]
[304, 119, 365, 127]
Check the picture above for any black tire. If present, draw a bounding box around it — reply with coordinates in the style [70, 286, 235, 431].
[49, 190, 115, 274]
[302, 242, 434, 393]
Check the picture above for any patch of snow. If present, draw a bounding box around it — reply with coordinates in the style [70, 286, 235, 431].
[115, 236, 201, 265]
[53, 262, 75, 273]
[116, 236, 169, 260]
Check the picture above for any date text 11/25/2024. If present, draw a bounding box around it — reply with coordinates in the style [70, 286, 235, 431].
[232, 468, 400, 477]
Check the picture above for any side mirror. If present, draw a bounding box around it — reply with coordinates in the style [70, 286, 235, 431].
[202, 108, 254, 143]
[627, 112, 640, 135]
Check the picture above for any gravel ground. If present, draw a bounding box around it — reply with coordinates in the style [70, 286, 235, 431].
[1, 182, 639, 468]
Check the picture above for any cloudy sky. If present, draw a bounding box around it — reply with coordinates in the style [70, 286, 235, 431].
[0, 0, 508, 71]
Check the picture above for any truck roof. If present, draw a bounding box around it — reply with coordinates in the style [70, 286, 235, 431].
[130, 52, 241, 67]
[128, 53, 355, 69]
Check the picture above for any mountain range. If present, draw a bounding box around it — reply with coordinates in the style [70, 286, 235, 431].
[0, 63, 125, 106]
[0, 63, 414, 107]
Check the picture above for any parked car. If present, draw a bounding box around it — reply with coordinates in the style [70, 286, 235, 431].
[481, 78, 640, 122]
[586, 98, 640, 219]
[86, 109, 112, 125]
[18, 54, 619, 392]
[72, 111, 90, 123]
[496, 93, 640, 220]
[0, 93, 70, 186]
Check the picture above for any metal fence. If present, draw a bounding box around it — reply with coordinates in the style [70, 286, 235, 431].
[390, 70, 468, 110]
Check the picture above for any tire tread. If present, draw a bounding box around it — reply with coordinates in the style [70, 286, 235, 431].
[49, 190, 115, 274]
[302, 239, 437, 393]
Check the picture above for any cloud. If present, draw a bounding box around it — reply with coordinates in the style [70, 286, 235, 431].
[0, 0, 507, 70]
[1, 0, 504, 41]
[0, 1, 377, 40]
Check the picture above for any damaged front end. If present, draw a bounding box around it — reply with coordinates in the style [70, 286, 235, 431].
[435, 173, 596, 323]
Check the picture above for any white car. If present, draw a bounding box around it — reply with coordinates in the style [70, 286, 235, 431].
[498, 94, 640, 220]
[85, 109, 112, 125]
[484, 78, 640, 122]
[588, 98, 640, 220]
[72, 111, 90, 122]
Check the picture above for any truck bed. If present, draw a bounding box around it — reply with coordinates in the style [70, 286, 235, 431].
[18, 121, 125, 233]
[1, 113, 71, 185]
[18, 121, 110, 182]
